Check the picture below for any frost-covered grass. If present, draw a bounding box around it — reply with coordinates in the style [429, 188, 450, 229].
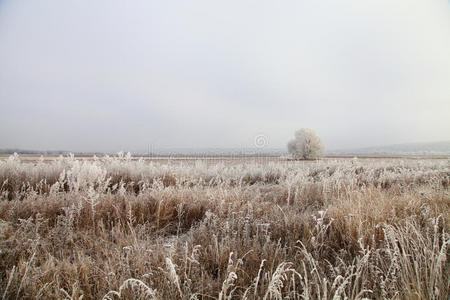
[0, 154, 448, 299]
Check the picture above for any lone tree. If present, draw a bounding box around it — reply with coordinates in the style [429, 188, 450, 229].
[287, 128, 324, 160]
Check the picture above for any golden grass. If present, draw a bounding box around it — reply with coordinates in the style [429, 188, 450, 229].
[0, 155, 448, 299]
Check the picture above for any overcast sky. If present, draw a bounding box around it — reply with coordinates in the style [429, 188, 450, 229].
[0, 0, 449, 152]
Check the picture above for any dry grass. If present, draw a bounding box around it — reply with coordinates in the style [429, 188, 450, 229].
[0, 154, 448, 299]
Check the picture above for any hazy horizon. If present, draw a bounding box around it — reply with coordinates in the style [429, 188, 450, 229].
[1, 0, 450, 153]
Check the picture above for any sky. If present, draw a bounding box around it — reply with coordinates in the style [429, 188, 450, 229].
[0, 0, 449, 153]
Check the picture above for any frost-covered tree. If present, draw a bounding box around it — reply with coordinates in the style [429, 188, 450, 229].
[287, 128, 324, 159]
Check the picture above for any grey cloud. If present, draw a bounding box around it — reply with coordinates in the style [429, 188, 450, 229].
[0, 0, 449, 152]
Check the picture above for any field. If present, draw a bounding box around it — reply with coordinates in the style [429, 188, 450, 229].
[0, 154, 448, 299]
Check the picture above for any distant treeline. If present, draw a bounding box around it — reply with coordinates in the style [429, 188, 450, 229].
[0, 149, 72, 155]
[0, 148, 286, 157]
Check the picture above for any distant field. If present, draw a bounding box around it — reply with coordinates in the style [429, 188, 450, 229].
[0, 155, 448, 299]
[0, 153, 448, 162]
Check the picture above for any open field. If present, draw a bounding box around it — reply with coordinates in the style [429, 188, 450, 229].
[1, 154, 449, 162]
[0, 154, 449, 299]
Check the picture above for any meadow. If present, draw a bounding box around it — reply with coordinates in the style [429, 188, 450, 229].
[0, 153, 448, 299]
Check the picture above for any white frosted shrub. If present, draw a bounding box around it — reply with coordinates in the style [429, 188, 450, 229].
[288, 128, 325, 160]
